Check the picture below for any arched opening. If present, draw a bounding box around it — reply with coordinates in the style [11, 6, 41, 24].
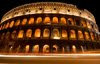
[70, 30, 76, 39]
[66, 46, 70, 53]
[53, 45, 58, 53]
[62, 47, 65, 53]
[25, 45, 30, 53]
[16, 45, 20, 53]
[72, 45, 76, 53]
[3, 24, 6, 29]
[62, 30, 67, 38]
[84, 32, 90, 40]
[44, 17, 51, 24]
[52, 29, 60, 39]
[43, 28, 50, 38]
[68, 18, 74, 25]
[18, 30, 24, 38]
[15, 19, 20, 26]
[0, 26, 2, 30]
[3, 24, 5, 29]
[94, 34, 97, 41]
[22, 18, 27, 25]
[6, 32, 10, 40]
[60, 17, 66, 24]
[81, 46, 84, 53]
[43, 45, 50, 53]
[9, 21, 14, 28]
[1, 25, 3, 30]
[26, 29, 32, 38]
[9, 45, 13, 53]
[28, 17, 34, 24]
[75, 19, 80, 26]
[0, 25, 3, 30]
[52, 17, 58, 24]
[34, 29, 41, 37]
[78, 30, 84, 40]
[90, 32, 95, 41]
[11, 30, 16, 39]
[87, 22, 92, 29]
[2, 25, 3, 30]
[32, 45, 39, 53]
[36, 17, 42, 24]
[5, 22, 9, 29]
[81, 20, 87, 27]
[1, 33, 5, 40]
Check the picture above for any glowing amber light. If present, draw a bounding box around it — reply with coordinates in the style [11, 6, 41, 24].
[36, 17, 42, 24]
[28, 17, 34, 24]
[85, 32, 90, 40]
[87, 22, 92, 29]
[34, 29, 41, 37]
[25, 45, 30, 53]
[5, 22, 9, 29]
[81, 20, 87, 27]
[44, 17, 51, 24]
[70, 30, 76, 39]
[18, 30, 24, 38]
[62, 30, 67, 38]
[26, 29, 32, 38]
[60, 17, 66, 24]
[43, 29, 50, 37]
[0, 2, 99, 54]
[78, 30, 84, 40]
[22, 18, 27, 25]
[43, 45, 50, 53]
[32, 45, 39, 53]
[52, 17, 58, 24]
[72, 45, 76, 53]
[9, 21, 14, 28]
[52, 29, 60, 39]
[15, 19, 20, 26]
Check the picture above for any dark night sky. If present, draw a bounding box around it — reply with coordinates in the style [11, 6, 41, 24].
[0, 0, 99, 31]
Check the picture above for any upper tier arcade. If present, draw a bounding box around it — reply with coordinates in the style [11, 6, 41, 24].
[1, 2, 96, 23]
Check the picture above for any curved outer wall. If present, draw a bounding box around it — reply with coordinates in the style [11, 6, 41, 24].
[0, 2, 100, 53]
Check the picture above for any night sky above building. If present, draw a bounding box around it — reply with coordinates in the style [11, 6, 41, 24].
[0, 0, 99, 31]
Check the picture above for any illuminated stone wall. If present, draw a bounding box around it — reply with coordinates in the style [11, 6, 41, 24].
[0, 2, 100, 53]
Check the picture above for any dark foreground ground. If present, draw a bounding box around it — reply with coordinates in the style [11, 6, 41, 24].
[0, 50, 100, 64]
[0, 54, 100, 64]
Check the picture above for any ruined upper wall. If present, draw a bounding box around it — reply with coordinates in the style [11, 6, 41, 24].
[1, 2, 96, 23]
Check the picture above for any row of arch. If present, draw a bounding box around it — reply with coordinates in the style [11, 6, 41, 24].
[1, 28, 100, 41]
[0, 16, 98, 31]
[8, 44, 83, 53]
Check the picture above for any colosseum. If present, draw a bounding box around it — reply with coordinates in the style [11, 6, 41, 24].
[0, 2, 100, 53]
